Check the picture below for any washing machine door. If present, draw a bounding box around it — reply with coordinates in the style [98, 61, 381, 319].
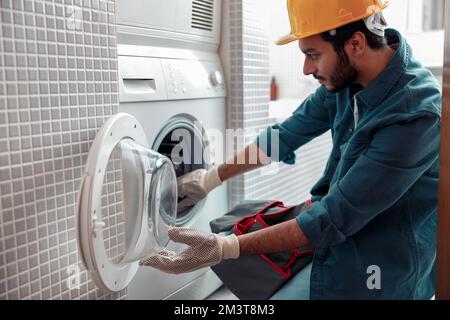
[76, 113, 177, 292]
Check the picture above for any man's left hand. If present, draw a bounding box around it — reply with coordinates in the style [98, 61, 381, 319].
[139, 227, 240, 274]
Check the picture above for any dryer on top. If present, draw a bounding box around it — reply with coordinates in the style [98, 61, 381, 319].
[116, 0, 222, 47]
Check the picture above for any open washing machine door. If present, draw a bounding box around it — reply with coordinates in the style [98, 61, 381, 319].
[76, 113, 177, 292]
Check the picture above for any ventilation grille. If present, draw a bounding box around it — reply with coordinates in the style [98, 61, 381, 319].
[191, 0, 214, 31]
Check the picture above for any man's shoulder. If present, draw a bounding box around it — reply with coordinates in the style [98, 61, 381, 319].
[396, 66, 442, 116]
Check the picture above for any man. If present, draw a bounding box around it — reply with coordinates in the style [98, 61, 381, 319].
[141, 0, 442, 299]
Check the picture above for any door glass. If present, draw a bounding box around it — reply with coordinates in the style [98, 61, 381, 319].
[101, 146, 127, 264]
[119, 139, 177, 262]
[148, 160, 177, 248]
[100, 138, 177, 265]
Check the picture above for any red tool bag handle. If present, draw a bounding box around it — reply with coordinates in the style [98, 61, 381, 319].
[233, 201, 314, 279]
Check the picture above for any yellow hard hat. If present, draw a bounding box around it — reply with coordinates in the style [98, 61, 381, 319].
[276, 0, 389, 45]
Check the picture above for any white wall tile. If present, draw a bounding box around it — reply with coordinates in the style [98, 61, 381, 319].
[0, 0, 123, 300]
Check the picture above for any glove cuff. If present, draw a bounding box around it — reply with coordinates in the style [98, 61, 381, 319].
[203, 165, 223, 192]
[220, 234, 240, 260]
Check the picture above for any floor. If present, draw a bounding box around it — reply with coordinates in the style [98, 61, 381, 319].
[206, 286, 239, 300]
[205, 286, 438, 300]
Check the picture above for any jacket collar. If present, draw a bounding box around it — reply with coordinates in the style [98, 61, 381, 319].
[350, 29, 409, 108]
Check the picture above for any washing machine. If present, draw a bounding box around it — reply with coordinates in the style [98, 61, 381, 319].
[117, 45, 228, 299]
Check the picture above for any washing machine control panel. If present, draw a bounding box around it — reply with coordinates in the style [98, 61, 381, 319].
[161, 59, 226, 100]
[118, 53, 226, 102]
[209, 70, 224, 87]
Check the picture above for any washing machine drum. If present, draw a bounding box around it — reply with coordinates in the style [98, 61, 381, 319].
[77, 113, 177, 292]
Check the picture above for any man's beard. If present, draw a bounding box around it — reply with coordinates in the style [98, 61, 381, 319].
[327, 50, 359, 93]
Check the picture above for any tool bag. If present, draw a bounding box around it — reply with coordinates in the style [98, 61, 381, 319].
[210, 200, 314, 300]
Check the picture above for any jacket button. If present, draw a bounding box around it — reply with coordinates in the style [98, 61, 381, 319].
[349, 128, 353, 134]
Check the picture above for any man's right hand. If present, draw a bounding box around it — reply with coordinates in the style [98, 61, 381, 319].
[177, 166, 223, 213]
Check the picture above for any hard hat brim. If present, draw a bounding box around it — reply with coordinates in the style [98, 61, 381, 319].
[275, 34, 298, 46]
[275, 30, 326, 45]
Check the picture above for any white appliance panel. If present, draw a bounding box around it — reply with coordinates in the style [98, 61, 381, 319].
[118, 49, 228, 299]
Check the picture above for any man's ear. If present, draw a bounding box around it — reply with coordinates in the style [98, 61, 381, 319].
[346, 31, 366, 57]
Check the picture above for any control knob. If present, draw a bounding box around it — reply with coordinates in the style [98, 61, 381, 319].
[209, 70, 224, 86]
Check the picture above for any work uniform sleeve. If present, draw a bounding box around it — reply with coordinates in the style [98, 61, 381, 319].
[256, 86, 334, 164]
[297, 113, 441, 248]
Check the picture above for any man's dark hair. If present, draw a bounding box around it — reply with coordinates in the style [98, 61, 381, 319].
[321, 19, 388, 53]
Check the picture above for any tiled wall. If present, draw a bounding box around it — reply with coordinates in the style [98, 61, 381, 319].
[221, 0, 332, 207]
[0, 0, 124, 299]
[221, 0, 269, 206]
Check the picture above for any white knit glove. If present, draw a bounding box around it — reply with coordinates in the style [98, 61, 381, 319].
[177, 166, 222, 213]
[139, 227, 240, 274]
